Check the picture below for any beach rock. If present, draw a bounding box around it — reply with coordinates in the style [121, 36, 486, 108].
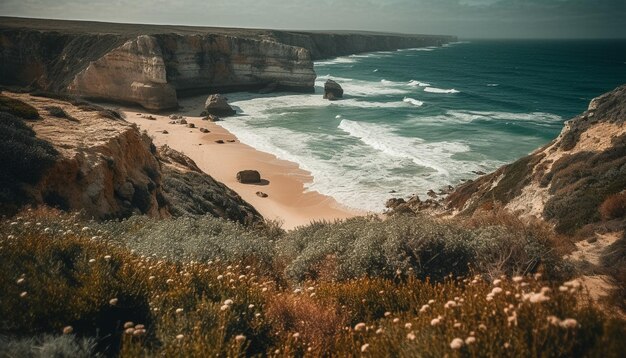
[168, 120, 176, 124]
[385, 198, 406, 209]
[237, 170, 261, 184]
[227, 139, 236, 143]
[259, 82, 278, 94]
[179, 119, 187, 124]
[204, 94, 236, 117]
[199, 128, 210, 133]
[201, 114, 221, 122]
[323, 79, 344, 100]
[215, 140, 225, 144]
[162, 130, 168, 134]
[187, 123, 195, 128]
[256, 191, 268, 198]
[142, 115, 156, 120]
[427, 190, 438, 198]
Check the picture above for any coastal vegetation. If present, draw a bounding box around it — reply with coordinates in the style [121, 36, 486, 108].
[1, 209, 624, 357]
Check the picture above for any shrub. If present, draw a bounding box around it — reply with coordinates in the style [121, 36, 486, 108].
[0, 95, 39, 119]
[43, 106, 79, 122]
[0, 113, 58, 214]
[0, 335, 98, 358]
[599, 192, 626, 221]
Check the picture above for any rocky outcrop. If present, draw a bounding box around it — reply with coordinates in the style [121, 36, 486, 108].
[0, 92, 262, 224]
[204, 94, 236, 117]
[0, 17, 455, 110]
[323, 79, 343, 100]
[237, 170, 262, 184]
[445, 85, 626, 234]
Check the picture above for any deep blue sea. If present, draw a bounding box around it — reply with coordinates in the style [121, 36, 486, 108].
[222, 40, 626, 211]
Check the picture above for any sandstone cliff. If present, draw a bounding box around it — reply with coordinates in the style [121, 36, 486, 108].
[0, 92, 262, 225]
[445, 85, 626, 234]
[0, 17, 455, 110]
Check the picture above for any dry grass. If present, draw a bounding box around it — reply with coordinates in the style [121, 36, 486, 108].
[600, 192, 626, 221]
[0, 209, 624, 357]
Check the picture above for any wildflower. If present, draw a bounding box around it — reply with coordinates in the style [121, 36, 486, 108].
[176, 334, 184, 340]
[16, 278, 25, 284]
[255, 313, 261, 318]
[310, 293, 316, 297]
[361, 343, 370, 352]
[540, 287, 551, 294]
[125, 328, 135, 334]
[149, 276, 156, 281]
[405, 323, 412, 329]
[513, 276, 523, 283]
[491, 287, 503, 295]
[428, 299, 436, 304]
[217, 275, 224, 280]
[235, 335, 246, 343]
[354, 323, 367, 331]
[393, 318, 400, 323]
[104, 255, 111, 260]
[450, 338, 464, 350]
[262, 287, 268, 292]
[479, 324, 487, 331]
[133, 329, 145, 336]
[248, 304, 255, 309]
[376, 328, 384, 334]
[564, 280, 581, 289]
[559, 286, 568, 292]
[124, 322, 134, 329]
[559, 318, 578, 329]
[504, 342, 511, 349]
[465, 336, 476, 345]
[430, 318, 441, 326]
[89, 259, 96, 263]
[547, 315, 560, 326]
[454, 322, 462, 328]
[176, 308, 184, 314]
[229, 279, 235, 283]
[419, 304, 429, 313]
[63, 326, 73, 334]
[44, 228, 51, 233]
[384, 311, 392, 317]
[486, 293, 494, 301]
[493, 279, 502, 286]
[20, 291, 27, 298]
[82, 227, 89, 232]
[224, 299, 234, 305]
[220, 304, 230, 311]
[238, 275, 246, 280]
[292, 332, 300, 339]
[407, 332, 416, 341]
[294, 288, 302, 294]
[109, 298, 118, 305]
[444, 300, 457, 309]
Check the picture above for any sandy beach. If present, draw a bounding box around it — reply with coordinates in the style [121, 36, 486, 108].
[122, 96, 361, 230]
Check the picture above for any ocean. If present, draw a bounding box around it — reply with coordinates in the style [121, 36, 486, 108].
[221, 40, 626, 212]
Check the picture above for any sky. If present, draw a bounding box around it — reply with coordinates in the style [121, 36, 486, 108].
[1, 0, 624, 39]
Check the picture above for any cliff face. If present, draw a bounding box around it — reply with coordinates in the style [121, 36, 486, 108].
[0, 92, 262, 225]
[446, 85, 626, 234]
[0, 17, 454, 110]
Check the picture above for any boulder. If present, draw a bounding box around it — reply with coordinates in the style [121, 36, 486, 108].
[385, 198, 406, 209]
[215, 140, 225, 144]
[323, 79, 344, 100]
[202, 114, 221, 122]
[204, 94, 236, 117]
[199, 128, 210, 133]
[237, 170, 261, 184]
[187, 123, 195, 128]
[256, 191, 268, 198]
[179, 119, 187, 125]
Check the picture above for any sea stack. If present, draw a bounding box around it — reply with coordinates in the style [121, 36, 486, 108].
[324, 79, 344, 100]
[204, 94, 236, 117]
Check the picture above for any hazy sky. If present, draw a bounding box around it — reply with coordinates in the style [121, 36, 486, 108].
[1, 0, 624, 38]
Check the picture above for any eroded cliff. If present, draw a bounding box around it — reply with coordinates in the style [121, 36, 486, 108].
[445, 85, 626, 234]
[0, 92, 262, 225]
[0, 17, 455, 110]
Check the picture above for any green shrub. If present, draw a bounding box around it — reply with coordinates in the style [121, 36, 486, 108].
[0, 95, 39, 120]
[0, 335, 98, 358]
[0, 113, 58, 213]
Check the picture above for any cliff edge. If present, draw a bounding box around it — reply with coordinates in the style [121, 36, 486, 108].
[445, 85, 626, 235]
[0, 17, 455, 110]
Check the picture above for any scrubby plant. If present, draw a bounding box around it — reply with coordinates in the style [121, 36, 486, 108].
[0, 113, 58, 213]
[0, 334, 99, 358]
[0, 95, 39, 119]
[599, 192, 626, 221]
[0, 209, 624, 357]
[43, 105, 79, 122]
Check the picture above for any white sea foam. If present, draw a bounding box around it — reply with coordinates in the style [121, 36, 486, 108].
[317, 75, 409, 96]
[424, 87, 460, 94]
[487, 83, 499, 87]
[338, 119, 471, 176]
[403, 97, 424, 107]
[410, 110, 563, 126]
[315, 57, 357, 66]
[408, 80, 431, 87]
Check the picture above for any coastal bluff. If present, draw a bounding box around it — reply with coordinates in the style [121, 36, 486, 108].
[0, 17, 456, 110]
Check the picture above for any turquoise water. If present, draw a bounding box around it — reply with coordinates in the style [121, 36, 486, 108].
[223, 40, 626, 211]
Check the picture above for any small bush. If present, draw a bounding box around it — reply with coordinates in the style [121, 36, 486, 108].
[0, 335, 98, 358]
[0, 95, 39, 119]
[43, 106, 79, 122]
[0, 112, 58, 214]
[600, 192, 626, 221]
